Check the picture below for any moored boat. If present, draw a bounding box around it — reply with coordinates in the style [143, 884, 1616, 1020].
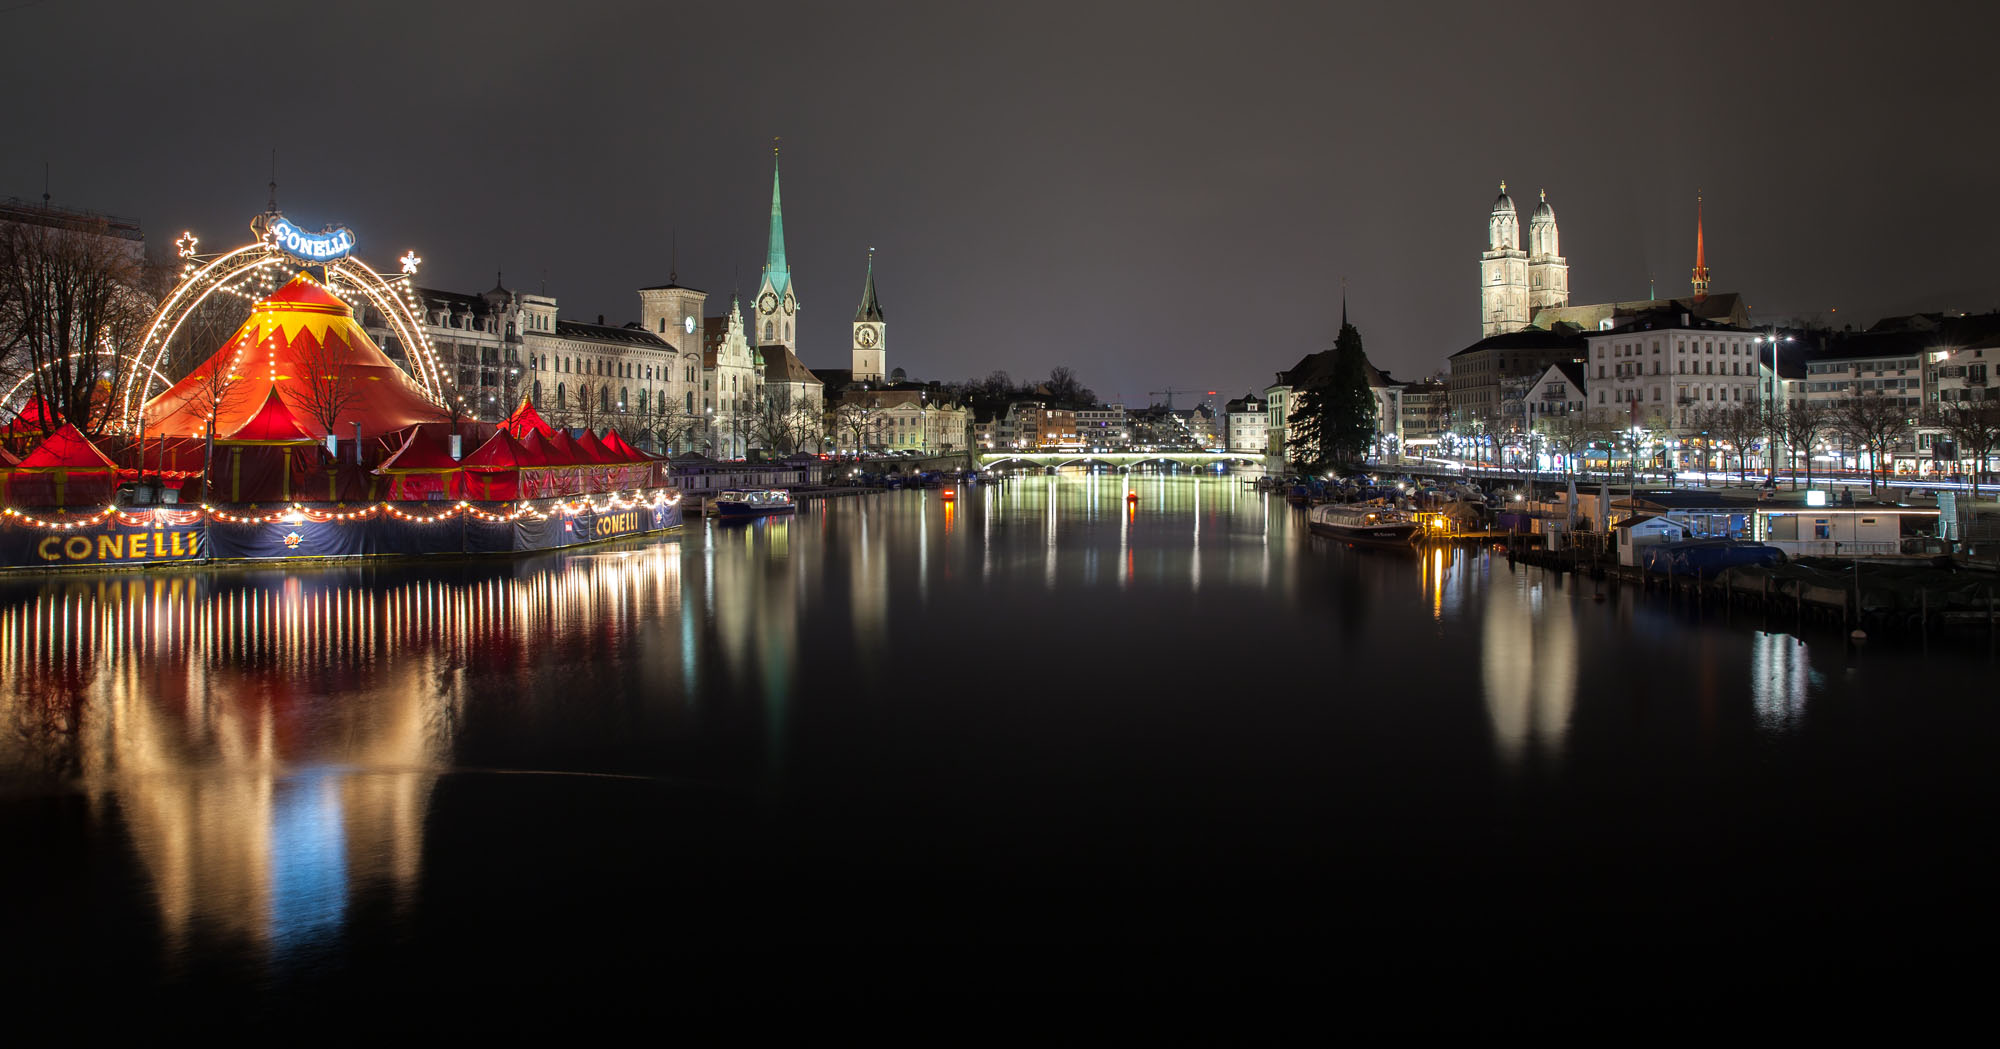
[713, 489, 796, 518]
[1307, 503, 1419, 546]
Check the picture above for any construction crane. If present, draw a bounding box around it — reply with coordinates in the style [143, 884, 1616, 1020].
[1148, 386, 1207, 410]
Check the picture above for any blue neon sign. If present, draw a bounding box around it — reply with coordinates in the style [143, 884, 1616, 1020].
[268, 216, 356, 262]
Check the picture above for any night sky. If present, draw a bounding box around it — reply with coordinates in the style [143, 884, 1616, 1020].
[5, 0, 1994, 403]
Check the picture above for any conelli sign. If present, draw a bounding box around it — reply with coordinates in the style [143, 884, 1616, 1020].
[268, 216, 356, 262]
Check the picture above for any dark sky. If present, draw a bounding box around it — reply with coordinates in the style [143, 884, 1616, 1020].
[5, 0, 1994, 403]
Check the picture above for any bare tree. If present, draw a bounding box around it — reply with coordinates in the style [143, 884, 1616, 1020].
[1777, 401, 1833, 488]
[833, 399, 887, 456]
[1690, 403, 1764, 484]
[287, 323, 364, 439]
[648, 404, 704, 456]
[1535, 414, 1594, 479]
[0, 214, 152, 437]
[1926, 400, 2000, 499]
[573, 382, 605, 435]
[1831, 396, 1913, 495]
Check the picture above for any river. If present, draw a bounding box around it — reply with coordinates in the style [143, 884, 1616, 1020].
[1, 473, 1992, 1031]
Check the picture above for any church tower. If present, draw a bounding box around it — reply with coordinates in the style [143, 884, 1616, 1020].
[1480, 181, 1530, 338]
[752, 141, 797, 355]
[1526, 189, 1568, 312]
[1690, 193, 1711, 301]
[853, 249, 885, 384]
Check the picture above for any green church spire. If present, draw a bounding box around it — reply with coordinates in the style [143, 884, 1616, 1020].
[762, 139, 789, 296]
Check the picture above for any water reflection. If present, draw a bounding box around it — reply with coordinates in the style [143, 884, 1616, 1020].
[1479, 570, 1578, 768]
[0, 544, 688, 955]
[5, 473, 1963, 986]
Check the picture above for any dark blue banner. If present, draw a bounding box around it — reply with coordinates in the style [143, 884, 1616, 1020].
[0, 520, 205, 568]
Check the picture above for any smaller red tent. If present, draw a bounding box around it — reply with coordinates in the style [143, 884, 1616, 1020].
[600, 429, 651, 462]
[499, 396, 556, 440]
[459, 429, 531, 500]
[376, 428, 464, 500]
[9, 423, 120, 507]
[223, 388, 319, 443]
[4, 397, 59, 435]
[212, 389, 319, 502]
[573, 429, 625, 465]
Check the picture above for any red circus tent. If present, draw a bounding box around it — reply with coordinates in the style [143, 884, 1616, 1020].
[208, 388, 321, 502]
[600, 429, 650, 462]
[142, 271, 447, 441]
[375, 427, 463, 500]
[459, 429, 531, 500]
[5, 396, 59, 435]
[499, 396, 555, 440]
[544, 430, 585, 465]
[572, 429, 625, 465]
[7, 423, 120, 507]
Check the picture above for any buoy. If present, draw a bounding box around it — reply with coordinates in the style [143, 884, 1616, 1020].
[1127, 491, 1139, 502]
[1850, 629, 1868, 642]
[941, 488, 955, 501]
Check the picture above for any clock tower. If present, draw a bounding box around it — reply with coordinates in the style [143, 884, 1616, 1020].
[853, 249, 885, 383]
[753, 141, 797, 356]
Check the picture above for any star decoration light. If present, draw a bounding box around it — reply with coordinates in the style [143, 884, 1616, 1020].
[400, 251, 422, 275]
[174, 232, 199, 258]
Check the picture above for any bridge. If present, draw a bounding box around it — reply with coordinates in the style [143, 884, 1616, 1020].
[978, 451, 1266, 472]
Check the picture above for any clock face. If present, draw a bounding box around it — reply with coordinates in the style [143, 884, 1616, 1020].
[683, 316, 695, 335]
[758, 292, 777, 314]
[783, 293, 795, 315]
[857, 326, 877, 348]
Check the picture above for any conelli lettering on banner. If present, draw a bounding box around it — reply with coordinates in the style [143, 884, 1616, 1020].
[270, 217, 356, 261]
[38, 530, 202, 563]
[593, 511, 641, 537]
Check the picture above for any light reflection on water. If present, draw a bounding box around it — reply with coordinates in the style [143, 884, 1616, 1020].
[1, 472, 1961, 981]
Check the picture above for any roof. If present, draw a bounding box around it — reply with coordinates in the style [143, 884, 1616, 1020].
[1550, 360, 1587, 388]
[15, 423, 118, 471]
[855, 253, 884, 322]
[763, 346, 821, 386]
[637, 281, 704, 293]
[762, 155, 790, 298]
[1591, 307, 1753, 338]
[1449, 327, 1589, 358]
[1531, 292, 1747, 332]
[554, 318, 674, 349]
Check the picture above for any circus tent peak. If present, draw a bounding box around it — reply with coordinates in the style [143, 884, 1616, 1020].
[500, 396, 555, 439]
[222, 388, 317, 443]
[16, 423, 118, 471]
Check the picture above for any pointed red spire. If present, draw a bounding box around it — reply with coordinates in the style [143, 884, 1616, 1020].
[1691, 193, 1711, 301]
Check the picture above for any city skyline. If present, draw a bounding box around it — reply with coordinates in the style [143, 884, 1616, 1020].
[2, 1, 1995, 400]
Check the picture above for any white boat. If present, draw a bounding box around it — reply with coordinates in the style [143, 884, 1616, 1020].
[1307, 503, 1419, 546]
[713, 489, 796, 518]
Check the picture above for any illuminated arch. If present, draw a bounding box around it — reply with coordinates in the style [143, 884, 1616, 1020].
[120, 229, 451, 432]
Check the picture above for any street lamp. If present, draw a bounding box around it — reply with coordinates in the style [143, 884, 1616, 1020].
[1755, 327, 1795, 484]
